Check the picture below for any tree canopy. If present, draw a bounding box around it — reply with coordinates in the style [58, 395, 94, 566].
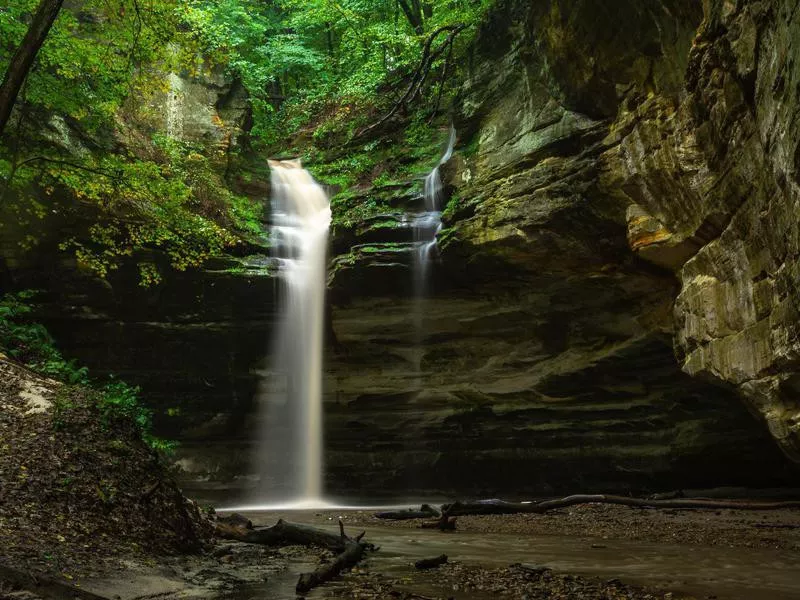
[0, 0, 492, 283]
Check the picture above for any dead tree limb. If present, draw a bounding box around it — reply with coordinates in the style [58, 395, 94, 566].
[422, 515, 456, 531]
[296, 539, 365, 592]
[415, 554, 448, 570]
[215, 516, 375, 594]
[296, 519, 374, 594]
[374, 503, 440, 520]
[358, 24, 464, 137]
[420, 506, 456, 531]
[442, 495, 800, 516]
[215, 515, 349, 552]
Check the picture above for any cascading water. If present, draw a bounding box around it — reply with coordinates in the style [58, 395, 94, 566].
[413, 126, 456, 357]
[253, 159, 331, 506]
[414, 126, 456, 293]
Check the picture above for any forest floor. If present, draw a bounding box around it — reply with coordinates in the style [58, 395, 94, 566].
[0, 355, 216, 594]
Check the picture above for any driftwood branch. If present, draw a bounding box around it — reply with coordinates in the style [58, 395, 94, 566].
[216, 515, 349, 552]
[375, 503, 440, 520]
[441, 495, 800, 516]
[377, 495, 800, 522]
[420, 513, 456, 531]
[296, 519, 374, 594]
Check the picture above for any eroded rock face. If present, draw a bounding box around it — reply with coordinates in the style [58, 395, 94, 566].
[0, 65, 274, 491]
[323, 0, 800, 495]
[602, 1, 800, 460]
[3, 0, 798, 499]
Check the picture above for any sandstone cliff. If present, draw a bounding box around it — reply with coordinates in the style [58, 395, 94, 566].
[2, 0, 798, 499]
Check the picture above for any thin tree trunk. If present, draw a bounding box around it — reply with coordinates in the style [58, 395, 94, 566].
[397, 0, 423, 33]
[0, 0, 65, 138]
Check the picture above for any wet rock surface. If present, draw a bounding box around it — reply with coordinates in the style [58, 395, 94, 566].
[320, 0, 800, 496]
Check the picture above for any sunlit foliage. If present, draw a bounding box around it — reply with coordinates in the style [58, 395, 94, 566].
[0, 0, 491, 283]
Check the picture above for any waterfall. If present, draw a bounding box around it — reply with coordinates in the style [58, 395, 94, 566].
[254, 159, 331, 506]
[413, 127, 456, 353]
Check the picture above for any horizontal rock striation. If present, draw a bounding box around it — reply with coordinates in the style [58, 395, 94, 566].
[323, 0, 800, 495]
[3, 0, 798, 499]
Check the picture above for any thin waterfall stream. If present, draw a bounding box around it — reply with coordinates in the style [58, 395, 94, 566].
[252, 159, 331, 507]
[413, 126, 456, 367]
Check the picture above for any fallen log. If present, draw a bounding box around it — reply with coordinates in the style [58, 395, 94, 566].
[442, 495, 800, 516]
[215, 515, 349, 552]
[415, 554, 448, 570]
[215, 516, 374, 594]
[419, 512, 456, 531]
[375, 503, 440, 520]
[296, 537, 365, 593]
[296, 520, 373, 594]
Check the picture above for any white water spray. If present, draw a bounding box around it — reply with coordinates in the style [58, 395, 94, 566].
[254, 159, 331, 504]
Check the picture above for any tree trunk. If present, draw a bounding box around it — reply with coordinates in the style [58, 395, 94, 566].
[215, 516, 374, 594]
[0, 0, 65, 138]
[295, 540, 366, 593]
[397, 0, 423, 33]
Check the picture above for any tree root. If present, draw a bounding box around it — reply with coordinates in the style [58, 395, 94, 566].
[357, 24, 464, 138]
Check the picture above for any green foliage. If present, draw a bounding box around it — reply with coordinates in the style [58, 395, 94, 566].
[0, 290, 89, 383]
[183, 0, 494, 148]
[0, 291, 173, 453]
[0, 0, 494, 287]
[0, 0, 176, 134]
[330, 191, 391, 228]
[308, 150, 379, 189]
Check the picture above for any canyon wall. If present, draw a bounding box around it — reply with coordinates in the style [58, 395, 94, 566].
[2, 0, 798, 499]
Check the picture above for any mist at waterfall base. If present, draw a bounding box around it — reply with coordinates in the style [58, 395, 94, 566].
[247, 159, 330, 509]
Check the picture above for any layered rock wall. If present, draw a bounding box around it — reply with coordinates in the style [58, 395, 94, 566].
[2, 0, 798, 499]
[323, 0, 800, 496]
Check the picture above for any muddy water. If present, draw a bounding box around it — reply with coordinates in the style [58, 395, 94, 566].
[233, 509, 800, 600]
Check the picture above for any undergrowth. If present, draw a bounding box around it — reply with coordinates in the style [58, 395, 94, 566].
[0, 290, 173, 453]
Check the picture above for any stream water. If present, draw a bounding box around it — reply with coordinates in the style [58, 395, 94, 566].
[234, 510, 800, 600]
[252, 160, 331, 504]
